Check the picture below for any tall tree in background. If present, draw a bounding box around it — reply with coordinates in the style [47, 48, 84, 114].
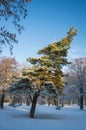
[0, 0, 31, 53]
[66, 58, 86, 109]
[0, 57, 20, 108]
[8, 27, 78, 118]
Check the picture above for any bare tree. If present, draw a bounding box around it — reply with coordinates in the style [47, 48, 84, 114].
[0, 0, 31, 53]
[0, 56, 20, 108]
[64, 58, 86, 109]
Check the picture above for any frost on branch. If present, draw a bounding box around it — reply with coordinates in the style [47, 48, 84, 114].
[8, 77, 34, 95]
[40, 81, 58, 98]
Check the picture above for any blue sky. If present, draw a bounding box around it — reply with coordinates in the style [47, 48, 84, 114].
[1, 0, 86, 64]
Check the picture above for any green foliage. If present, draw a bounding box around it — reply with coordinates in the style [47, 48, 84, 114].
[8, 27, 78, 99]
[8, 77, 33, 95]
[26, 27, 78, 93]
[8, 27, 77, 117]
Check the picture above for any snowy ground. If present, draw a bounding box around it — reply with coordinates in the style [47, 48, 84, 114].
[0, 104, 86, 130]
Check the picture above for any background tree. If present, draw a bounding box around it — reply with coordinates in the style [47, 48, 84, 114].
[8, 27, 78, 118]
[62, 73, 80, 106]
[64, 58, 86, 109]
[0, 0, 31, 53]
[0, 56, 20, 108]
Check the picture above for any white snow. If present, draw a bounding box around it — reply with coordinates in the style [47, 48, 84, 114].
[0, 104, 86, 130]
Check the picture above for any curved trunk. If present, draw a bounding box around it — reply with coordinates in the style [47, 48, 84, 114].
[29, 92, 39, 118]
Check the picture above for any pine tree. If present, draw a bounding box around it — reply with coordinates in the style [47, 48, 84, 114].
[8, 27, 78, 118]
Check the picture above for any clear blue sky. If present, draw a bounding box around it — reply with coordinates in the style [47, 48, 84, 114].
[1, 0, 86, 64]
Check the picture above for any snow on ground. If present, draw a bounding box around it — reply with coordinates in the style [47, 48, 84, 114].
[0, 104, 86, 130]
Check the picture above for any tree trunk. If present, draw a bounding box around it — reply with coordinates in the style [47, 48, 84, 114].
[80, 87, 84, 110]
[80, 95, 83, 109]
[26, 96, 31, 106]
[29, 92, 39, 118]
[0, 93, 5, 109]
